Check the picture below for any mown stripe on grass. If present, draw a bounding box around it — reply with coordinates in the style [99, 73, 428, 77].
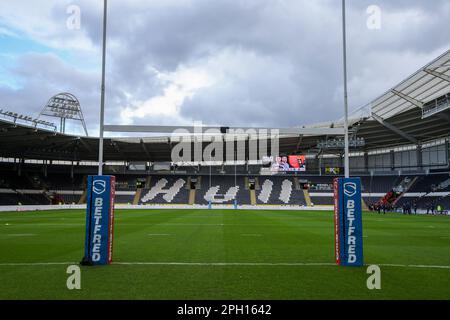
[377, 263, 450, 269]
[0, 262, 449, 269]
[0, 262, 76, 266]
[114, 262, 336, 266]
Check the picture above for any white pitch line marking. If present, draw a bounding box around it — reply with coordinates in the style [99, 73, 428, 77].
[0, 262, 449, 270]
[113, 262, 450, 269]
[0, 262, 76, 266]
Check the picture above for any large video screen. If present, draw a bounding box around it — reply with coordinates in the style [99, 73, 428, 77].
[263, 155, 306, 172]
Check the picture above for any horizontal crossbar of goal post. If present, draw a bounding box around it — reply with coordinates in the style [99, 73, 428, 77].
[103, 125, 345, 136]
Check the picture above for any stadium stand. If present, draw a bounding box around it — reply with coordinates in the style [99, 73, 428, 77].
[0, 50, 449, 210]
[1, 168, 450, 209]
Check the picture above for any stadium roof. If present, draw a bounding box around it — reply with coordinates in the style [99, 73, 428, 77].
[0, 119, 326, 161]
[0, 50, 449, 162]
[370, 50, 450, 119]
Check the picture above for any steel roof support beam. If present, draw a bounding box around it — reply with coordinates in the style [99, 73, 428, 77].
[416, 144, 423, 169]
[140, 139, 151, 160]
[391, 89, 424, 108]
[424, 69, 450, 83]
[371, 113, 418, 144]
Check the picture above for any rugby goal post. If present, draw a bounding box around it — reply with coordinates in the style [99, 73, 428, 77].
[81, 124, 363, 266]
[83, 0, 362, 267]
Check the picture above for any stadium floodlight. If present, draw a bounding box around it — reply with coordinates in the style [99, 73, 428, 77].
[422, 93, 450, 119]
[37, 92, 88, 136]
[32, 119, 57, 131]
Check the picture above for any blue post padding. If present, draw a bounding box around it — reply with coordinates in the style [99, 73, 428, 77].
[84, 175, 115, 265]
[336, 179, 346, 264]
[335, 177, 364, 267]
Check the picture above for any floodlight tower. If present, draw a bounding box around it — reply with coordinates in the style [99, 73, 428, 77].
[37, 92, 89, 136]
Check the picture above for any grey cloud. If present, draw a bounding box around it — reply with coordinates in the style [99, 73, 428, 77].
[1, 0, 449, 135]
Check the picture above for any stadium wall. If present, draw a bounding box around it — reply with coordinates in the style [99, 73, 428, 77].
[1, 204, 448, 215]
[0, 204, 334, 212]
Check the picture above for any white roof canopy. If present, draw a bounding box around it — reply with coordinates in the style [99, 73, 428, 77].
[371, 50, 450, 119]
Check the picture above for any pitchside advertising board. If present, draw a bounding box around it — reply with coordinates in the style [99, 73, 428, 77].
[334, 177, 364, 267]
[82, 176, 116, 266]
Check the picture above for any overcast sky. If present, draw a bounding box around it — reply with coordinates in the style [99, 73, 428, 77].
[0, 0, 449, 136]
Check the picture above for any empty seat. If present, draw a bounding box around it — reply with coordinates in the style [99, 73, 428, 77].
[204, 185, 239, 203]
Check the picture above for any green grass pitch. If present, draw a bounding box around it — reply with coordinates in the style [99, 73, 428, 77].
[0, 209, 449, 300]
